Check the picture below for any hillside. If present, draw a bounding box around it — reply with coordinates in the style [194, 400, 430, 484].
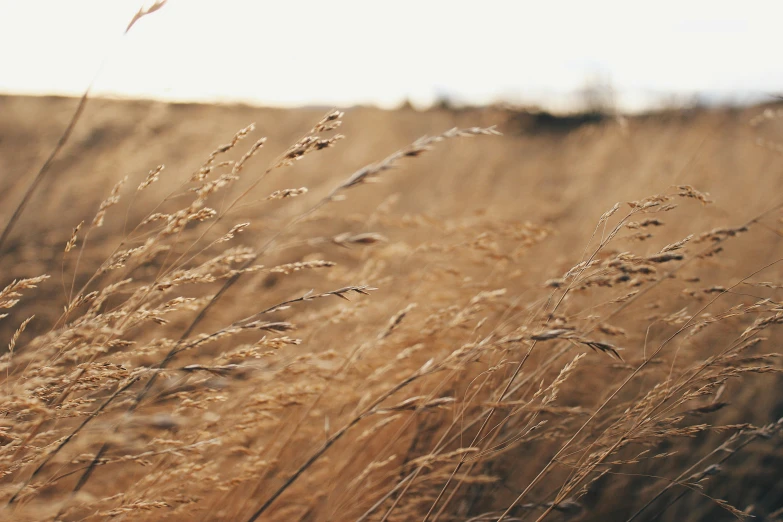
[1, 95, 782, 521]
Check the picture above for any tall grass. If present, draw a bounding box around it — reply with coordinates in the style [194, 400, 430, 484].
[1, 95, 782, 521]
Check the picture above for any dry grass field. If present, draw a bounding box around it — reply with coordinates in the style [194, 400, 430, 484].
[1, 93, 782, 521]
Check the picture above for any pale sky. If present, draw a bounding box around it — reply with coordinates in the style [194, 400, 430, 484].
[1, 0, 781, 111]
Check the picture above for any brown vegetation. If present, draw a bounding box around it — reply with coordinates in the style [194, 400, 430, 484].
[0, 94, 782, 521]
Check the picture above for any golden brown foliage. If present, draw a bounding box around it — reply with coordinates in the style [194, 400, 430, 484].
[0, 96, 782, 522]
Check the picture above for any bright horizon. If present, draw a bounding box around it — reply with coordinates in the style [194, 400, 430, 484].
[1, 0, 781, 112]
